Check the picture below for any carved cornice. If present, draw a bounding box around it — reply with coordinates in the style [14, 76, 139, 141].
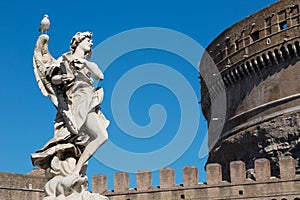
[202, 36, 300, 112]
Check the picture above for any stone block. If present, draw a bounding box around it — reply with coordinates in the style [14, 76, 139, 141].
[82, 191, 109, 200]
[206, 163, 222, 185]
[92, 174, 107, 194]
[160, 168, 175, 189]
[230, 161, 246, 183]
[114, 172, 129, 192]
[183, 166, 198, 187]
[254, 158, 270, 181]
[136, 170, 152, 191]
[279, 156, 295, 179]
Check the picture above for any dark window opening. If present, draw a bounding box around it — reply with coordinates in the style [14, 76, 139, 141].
[180, 194, 185, 199]
[219, 51, 223, 60]
[280, 47, 288, 61]
[250, 30, 259, 42]
[274, 49, 282, 62]
[225, 37, 230, 47]
[239, 190, 244, 195]
[288, 44, 296, 58]
[235, 40, 239, 51]
[265, 17, 272, 35]
[279, 21, 288, 30]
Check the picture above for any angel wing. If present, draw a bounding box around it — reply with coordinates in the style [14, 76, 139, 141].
[33, 34, 59, 106]
[33, 34, 79, 135]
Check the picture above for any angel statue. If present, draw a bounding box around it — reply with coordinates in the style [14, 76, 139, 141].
[31, 18, 109, 200]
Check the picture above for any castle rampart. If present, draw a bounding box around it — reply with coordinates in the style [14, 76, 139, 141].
[90, 157, 300, 200]
[1, 157, 300, 199]
[202, 0, 300, 130]
[200, 0, 300, 179]
[0, 169, 46, 200]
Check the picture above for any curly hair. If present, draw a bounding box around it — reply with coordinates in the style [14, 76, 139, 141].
[70, 31, 93, 54]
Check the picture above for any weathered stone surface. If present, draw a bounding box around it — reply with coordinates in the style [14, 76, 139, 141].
[27, 168, 46, 177]
[230, 161, 246, 183]
[1, 158, 300, 200]
[92, 174, 107, 194]
[206, 163, 222, 185]
[114, 172, 129, 192]
[136, 170, 152, 191]
[254, 158, 271, 181]
[201, 0, 300, 182]
[183, 166, 198, 187]
[279, 156, 296, 179]
[160, 168, 175, 188]
[207, 110, 300, 180]
[82, 191, 109, 200]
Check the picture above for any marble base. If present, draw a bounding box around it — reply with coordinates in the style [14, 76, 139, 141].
[82, 192, 109, 200]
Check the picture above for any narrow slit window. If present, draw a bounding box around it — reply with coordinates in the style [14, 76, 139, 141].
[235, 40, 239, 51]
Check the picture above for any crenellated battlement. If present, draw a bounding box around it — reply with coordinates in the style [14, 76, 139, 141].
[91, 156, 300, 199]
[0, 158, 299, 199]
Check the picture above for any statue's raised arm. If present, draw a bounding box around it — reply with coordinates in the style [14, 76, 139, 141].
[31, 15, 109, 200]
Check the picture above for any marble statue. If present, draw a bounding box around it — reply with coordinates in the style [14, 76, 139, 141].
[31, 15, 109, 200]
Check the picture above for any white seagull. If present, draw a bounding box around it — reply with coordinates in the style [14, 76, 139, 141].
[39, 14, 50, 34]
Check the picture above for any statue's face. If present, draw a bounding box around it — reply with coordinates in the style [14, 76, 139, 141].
[78, 37, 93, 53]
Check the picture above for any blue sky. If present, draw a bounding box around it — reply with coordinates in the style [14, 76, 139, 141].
[0, 0, 276, 190]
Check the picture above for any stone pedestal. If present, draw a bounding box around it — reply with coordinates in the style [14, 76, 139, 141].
[82, 192, 109, 200]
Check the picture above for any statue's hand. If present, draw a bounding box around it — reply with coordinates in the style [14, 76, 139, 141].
[74, 58, 86, 64]
[62, 74, 75, 82]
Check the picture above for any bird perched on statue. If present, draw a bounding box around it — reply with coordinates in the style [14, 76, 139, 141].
[39, 14, 50, 34]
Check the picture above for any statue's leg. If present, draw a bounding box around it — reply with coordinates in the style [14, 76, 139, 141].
[73, 112, 108, 175]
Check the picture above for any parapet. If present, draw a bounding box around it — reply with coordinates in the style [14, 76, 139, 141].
[0, 170, 46, 200]
[92, 156, 300, 199]
[0, 157, 299, 199]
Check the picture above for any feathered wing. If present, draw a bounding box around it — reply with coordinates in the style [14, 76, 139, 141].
[33, 34, 79, 135]
[33, 34, 59, 107]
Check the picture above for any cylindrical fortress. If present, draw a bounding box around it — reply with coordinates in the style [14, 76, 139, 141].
[200, 0, 300, 179]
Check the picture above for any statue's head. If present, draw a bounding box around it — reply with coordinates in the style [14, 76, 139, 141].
[70, 32, 93, 55]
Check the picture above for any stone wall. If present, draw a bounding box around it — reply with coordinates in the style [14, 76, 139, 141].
[200, 0, 300, 177]
[92, 157, 300, 200]
[1, 157, 299, 199]
[207, 109, 300, 180]
[0, 169, 46, 200]
[200, 0, 300, 140]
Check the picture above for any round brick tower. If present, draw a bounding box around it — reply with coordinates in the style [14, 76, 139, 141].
[200, 0, 300, 180]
